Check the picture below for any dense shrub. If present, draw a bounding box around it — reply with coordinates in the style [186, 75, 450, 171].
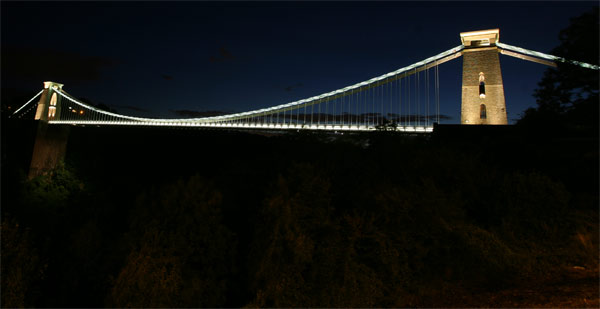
[108, 176, 236, 308]
[1, 128, 596, 307]
[1, 218, 44, 308]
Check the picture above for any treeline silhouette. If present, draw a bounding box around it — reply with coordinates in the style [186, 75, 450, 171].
[518, 7, 598, 136]
[1, 123, 597, 307]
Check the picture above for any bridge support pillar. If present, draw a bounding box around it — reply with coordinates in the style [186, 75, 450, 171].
[34, 81, 64, 121]
[460, 29, 508, 125]
[28, 81, 69, 179]
[28, 122, 70, 179]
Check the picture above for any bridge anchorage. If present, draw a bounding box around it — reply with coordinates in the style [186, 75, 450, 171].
[11, 29, 599, 132]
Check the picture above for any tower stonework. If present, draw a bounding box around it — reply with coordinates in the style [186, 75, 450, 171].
[29, 81, 69, 179]
[34, 81, 64, 121]
[460, 29, 507, 125]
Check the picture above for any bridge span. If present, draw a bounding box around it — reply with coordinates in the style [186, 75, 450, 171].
[11, 29, 598, 133]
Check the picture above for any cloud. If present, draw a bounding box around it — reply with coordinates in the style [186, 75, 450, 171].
[2, 45, 118, 84]
[160, 74, 174, 81]
[72, 97, 122, 113]
[1, 87, 41, 108]
[272, 82, 303, 92]
[209, 47, 235, 63]
[284, 83, 303, 92]
[385, 113, 453, 121]
[219, 47, 235, 60]
[356, 113, 452, 122]
[170, 109, 230, 118]
[111, 105, 149, 113]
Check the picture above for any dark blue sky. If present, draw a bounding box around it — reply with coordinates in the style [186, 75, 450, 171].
[2, 1, 596, 123]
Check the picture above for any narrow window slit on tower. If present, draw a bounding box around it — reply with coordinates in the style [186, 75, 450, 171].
[479, 72, 486, 99]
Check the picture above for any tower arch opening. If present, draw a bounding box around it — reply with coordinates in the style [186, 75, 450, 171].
[480, 104, 487, 119]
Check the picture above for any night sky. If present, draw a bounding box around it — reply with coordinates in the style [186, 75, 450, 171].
[2, 1, 596, 123]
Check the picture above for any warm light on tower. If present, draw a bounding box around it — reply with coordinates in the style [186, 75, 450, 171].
[48, 93, 57, 119]
[460, 29, 507, 124]
[460, 29, 500, 47]
[479, 72, 486, 99]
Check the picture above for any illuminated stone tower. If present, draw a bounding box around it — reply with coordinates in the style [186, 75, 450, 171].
[29, 81, 69, 179]
[460, 29, 507, 125]
[34, 81, 64, 122]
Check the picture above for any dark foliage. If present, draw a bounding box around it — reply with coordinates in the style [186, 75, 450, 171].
[1, 121, 597, 307]
[518, 7, 599, 135]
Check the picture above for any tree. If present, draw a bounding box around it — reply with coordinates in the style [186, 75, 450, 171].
[247, 164, 332, 307]
[519, 7, 599, 132]
[107, 230, 184, 308]
[1, 218, 44, 308]
[247, 164, 395, 307]
[107, 176, 236, 307]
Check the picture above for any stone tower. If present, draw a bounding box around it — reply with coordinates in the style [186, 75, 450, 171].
[34, 81, 64, 121]
[460, 29, 507, 125]
[29, 81, 70, 178]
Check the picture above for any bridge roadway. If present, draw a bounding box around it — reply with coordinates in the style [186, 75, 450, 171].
[48, 120, 434, 133]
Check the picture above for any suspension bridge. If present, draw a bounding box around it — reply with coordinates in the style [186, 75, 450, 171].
[10, 29, 598, 133]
